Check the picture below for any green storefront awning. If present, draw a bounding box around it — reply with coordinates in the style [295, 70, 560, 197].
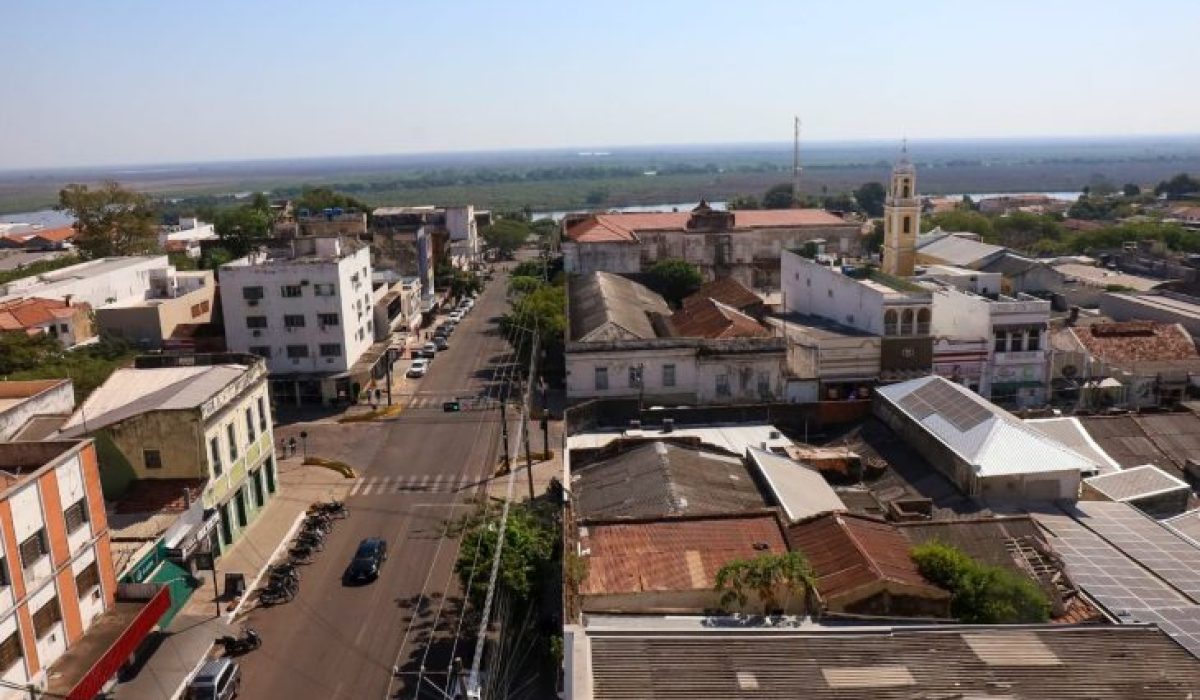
[148, 560, 201, 629]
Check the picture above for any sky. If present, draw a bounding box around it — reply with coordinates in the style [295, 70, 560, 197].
[2, 0, 1198, 169]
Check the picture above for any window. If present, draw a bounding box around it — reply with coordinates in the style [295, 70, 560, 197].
[903, 216, 911, 234]
[210, 436, 223, 476]
[19, 530, 46, 569]
[249, 346, 271, 359]
[1027, 329, 1041, 352]
[200, 300, 211, 313]
[190, 303, 205, 318]
[32, 598, 60, 639]
[281, 285, 303, 298]
[0, 632, 21, 673]
[884, 309, 898, 336]
[227, 423, 238, 462]
[143, 449, 162, 470]
[902, 181, 911, 199]
[286, 345, 309, 359]
[318, 313, 339, 327]
[59, 324, 69, 333]
[366, 320, 373, 333]
[245, 407, 256, 442]
[916, 308, 931, 335]
[662, 364, 676, 387]
[715, 374, 731, 397]
[0, 557, 8, 587]
[901, 308, 914, 335]
[628, 366, 642, 388]
[75, 562, 99, 596]
[64, 498, 89, 533]
[594, 367, 608, 391]
[257, 396, 267, 432]
[246, 316, 267, 329]
[284, 315, 306, 329]
[314, 283, 335, 296]
[1011, 330, 1025, 352]
[994, 330, 1008, 353]
[319, 343, 342, 357]
[242, 286, 264, 301]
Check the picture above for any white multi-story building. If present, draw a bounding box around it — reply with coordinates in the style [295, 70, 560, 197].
[158, 217, 217, 259]
[221, 238, 375, 405]
[0, 256, 169, 308]
[930, 287, 1051, 407]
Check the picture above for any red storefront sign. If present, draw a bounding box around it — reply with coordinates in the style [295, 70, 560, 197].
[66, 586, 170, 700]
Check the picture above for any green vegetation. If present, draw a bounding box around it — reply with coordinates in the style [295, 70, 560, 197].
[0, 255, 80, 286]
[911, 542, 1050, 624]
[57, 181, 157, 259]
[455, 498, 558, 612]
[292, 186, 372, 215]
[645, 258, 703, 306]
[214, 194, 271, 258]
[853, 181, 887, 217]
[762, 183, 797, 209]
[500, 268, 566, 378]
[0, 334, 136, 402]
[483, 217, 533, 259]
[1155, 172, 1200, 200]
[924, 209, 993, 237]
[714, 552, 814, 615]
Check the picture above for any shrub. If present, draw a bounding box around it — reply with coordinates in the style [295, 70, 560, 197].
[911, 542, 1050, 624]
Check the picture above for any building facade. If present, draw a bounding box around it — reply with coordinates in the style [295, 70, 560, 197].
[0, 440, 118, 695]
[882, 150, 920, 277]
[0, 256, 170, 309]
[58, 355, 277, 557]
[221, 239, 375, 404]
[94, 269, 215, 350]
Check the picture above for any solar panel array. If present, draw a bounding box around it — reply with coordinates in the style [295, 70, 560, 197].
[896, 379, 993, 432]
[1067, 500, 1200, 602]
[1131, 608, 1200, 659]
[1032, 511, 1191, 614]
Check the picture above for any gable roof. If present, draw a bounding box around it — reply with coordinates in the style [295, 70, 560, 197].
[59, 364, 249, 437]
[786, 513, 948, 604]
[1025, 417, 1121, 473]
[746, 447, 844, 522]
[1083, 464, 1190, 502]
[569, 272, 670, 342]
[573, 441, 766, 520]
[1070, 321, 1199, 365]
[916, 234, 1006, 267]
[579, 513, 788, 597]
[565, 209, 851, 243]
[684, 277, 762, 312]
[876, 376, 1100, 478]
[0, 297, 85, 330]
[669, 297, 769, 339]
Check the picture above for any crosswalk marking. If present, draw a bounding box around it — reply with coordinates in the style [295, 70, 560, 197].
[347, 474, 475, 497]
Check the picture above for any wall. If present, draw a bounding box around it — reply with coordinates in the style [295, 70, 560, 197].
[694, 351, 787, 404]
[566, 345, 697, 402]
[1101, 292, 1200, 338]
[0, 382, 73, 442]
[95, 283, 215, 349]
[562, 241, 640, 276]
[783, 251, 885, 334]
[221, 246, 374, 374]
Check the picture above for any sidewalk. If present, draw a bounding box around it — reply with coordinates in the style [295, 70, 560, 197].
[114, 457, 353, 700]
[487, 389, 566, 502]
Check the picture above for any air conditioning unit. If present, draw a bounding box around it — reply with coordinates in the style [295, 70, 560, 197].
[252, 330, 262, 337]
[247, 299, 259, 307]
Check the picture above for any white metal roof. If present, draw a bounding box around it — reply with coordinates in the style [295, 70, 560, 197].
[568, 423, 793, 456]
[746, 447, 844, 522]
[59, 364, 248, 436]
[877, 376, 1099, 478]
[1025, 417, 1121, 474]
[916, 235, 1005, 267]
[1083, 465, 1190, 502]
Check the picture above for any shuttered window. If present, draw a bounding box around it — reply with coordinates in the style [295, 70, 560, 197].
[32, 598, 60, 639]
[75, 562, 100, 596]
[64, 499, 89, 533]
[19, 530, 46, 569]
[0, 632, 21, 672]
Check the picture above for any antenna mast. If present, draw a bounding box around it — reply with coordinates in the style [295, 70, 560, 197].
[792, 116, 802, 206]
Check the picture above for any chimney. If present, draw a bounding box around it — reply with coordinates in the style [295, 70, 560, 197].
[63, 294, 73, 306]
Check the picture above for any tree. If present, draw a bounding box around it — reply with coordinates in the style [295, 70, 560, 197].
[292, 186, 371, 215]
[646, 259, 703, 306]
[863, 220, 885, 255]
[726, 195, 760, 210]
[58, 181, 158, 259]
[927, 210, 993, 238]
[762, 183, 795, 209]
[911, 542, 1049, 624]
[1155, 173, 1200, 200]
[714, 552, 814, 615]
[482, 219, 532, 259]
[853, 181, 888, 217]
[501, 281, 567, 375]
[821, 193, 861, 214]
[1122, 183, 1141, 197]
[214, 205, 271, 258]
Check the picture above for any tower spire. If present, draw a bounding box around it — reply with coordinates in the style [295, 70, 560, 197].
[792, 116, 802, 207]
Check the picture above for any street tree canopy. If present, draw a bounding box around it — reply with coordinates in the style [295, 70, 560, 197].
[762, 183, 796, 209]
[214, 202, 271, 258]
[58, 181, 157, 259]
[853, 181, 887, 217]
[483, 219, 531, 258]
[646, 258, 703, 306]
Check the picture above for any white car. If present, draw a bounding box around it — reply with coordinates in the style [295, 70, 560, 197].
[406, 359, 429, 378]
[448, 311, 464, 323]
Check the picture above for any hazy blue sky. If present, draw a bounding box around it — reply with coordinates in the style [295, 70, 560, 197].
[3, 0, 1197, 169]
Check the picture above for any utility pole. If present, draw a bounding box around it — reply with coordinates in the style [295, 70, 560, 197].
[385, 349, 394, 406]
[540, 379, 549, 458]
[499, 395, 511, 474]
[792, 116, 802, 206]
[523, 404, 534, 501]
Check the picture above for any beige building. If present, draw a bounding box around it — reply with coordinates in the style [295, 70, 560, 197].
[58, 354, 277, 556]
[882, 148, 920, 277]
[94, 269, 215, 349]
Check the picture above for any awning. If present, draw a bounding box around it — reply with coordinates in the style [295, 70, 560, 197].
[46, 586, 170, 700]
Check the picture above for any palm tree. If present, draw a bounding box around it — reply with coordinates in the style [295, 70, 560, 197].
[714, 552, 815, 616]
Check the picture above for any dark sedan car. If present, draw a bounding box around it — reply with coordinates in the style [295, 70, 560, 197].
[344, 537, 388, 583]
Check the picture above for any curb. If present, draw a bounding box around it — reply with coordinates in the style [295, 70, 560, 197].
[225, 510, 306, 623]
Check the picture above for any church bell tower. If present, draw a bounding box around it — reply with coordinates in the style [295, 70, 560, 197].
[881, 143, 919, 277]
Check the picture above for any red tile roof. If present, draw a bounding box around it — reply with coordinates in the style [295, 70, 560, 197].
[28, 226, 75, 243]
[0, 297, 86, 331]
[669, 298, 770, 339]
[684, 277, 762, 313]
[565, 208, 851, 243]
[579, 513, 787, 596]
[786, 513, 948, 605]
[1071, 321, 1199, 364]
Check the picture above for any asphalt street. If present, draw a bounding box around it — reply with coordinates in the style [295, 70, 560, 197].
[237, 267, 519, 700]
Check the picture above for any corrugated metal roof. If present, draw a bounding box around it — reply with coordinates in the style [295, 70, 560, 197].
[746, 448, 844, 522]
[916, 235, 1005, 267]
[569, 272, 670, 342]
[1084, 465, 1190, 502]
[582, 625, 1200, 699]
[1026, 417, 1121, 474]
[59, 364, 249, 436]
[877, 376, 1099, 478]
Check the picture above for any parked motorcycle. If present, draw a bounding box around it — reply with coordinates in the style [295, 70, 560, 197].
[258, 588, 291, 606]
[216, 628, 262, 655]
[309, 500, 348, 519]
[288, 545, 316, 564]
[294, 533, 325, 551]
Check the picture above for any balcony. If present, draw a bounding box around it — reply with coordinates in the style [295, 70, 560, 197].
[993, 350, 1045, 364]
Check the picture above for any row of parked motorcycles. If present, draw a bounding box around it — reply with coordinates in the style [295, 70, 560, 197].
[257, 500, 349, 606]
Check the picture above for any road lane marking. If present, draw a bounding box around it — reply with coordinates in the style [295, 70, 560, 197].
[349, 480, 364, 496]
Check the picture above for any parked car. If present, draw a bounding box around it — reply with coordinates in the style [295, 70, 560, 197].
[448, 311, 464, 323]
[406, 359, 429, 378]
[418, 343, 438, 358]
[434, 336, 449, 351]
[187, 658, 241, 700]
[344, 537, 388, 583]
